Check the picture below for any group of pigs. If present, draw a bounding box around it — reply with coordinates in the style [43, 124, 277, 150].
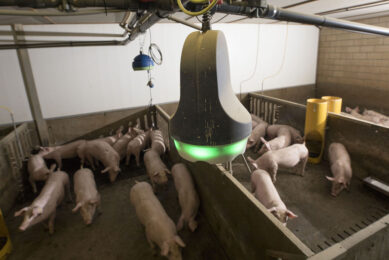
[245, 114, 353, 225]
[130, 162, 200, 260]
[16, 122, 200, 260]
[16, 124, 162, 229]
[345, 106, 389, 127]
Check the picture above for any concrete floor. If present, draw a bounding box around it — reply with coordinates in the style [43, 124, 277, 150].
[5, 158, 228, 260]
[233, 149, 389, 254]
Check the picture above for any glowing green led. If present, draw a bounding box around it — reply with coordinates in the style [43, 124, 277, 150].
[173, 137, 248, 164]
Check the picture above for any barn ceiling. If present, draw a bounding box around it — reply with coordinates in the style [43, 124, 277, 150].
[0, 0, 388, 25]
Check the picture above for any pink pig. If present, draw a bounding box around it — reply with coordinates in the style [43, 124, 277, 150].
[27, 150, 56, 193]
[77, 140, 121, 183]
[72, 168, 101, 225]
[15, 171, 71, 234]
[246, 121, 268, 151]
[249, 143, 308, 182]
[258, 125, 303, 155]
[251, 169, 297, 225]
[172, 163, 199, 232]
[126, 131, 151, 166]
[43, 140, 86, 170]
[130, 182, 186, 260]
[98, 126, 124, 146]
[144, 150, 170, 190]
[113, 126, 143, 160]
[326, 143, 352, 197]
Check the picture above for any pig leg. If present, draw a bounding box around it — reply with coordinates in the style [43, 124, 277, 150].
[135, 151, 141, 167]
[177, 215, 185, 231]
[85, 154, 95, 170]
[296, 156, 308, 176]
[188, 217, 198, 232]
[48, 211, 56, 235]
[145, 231, 158, 256]
[52, 152, 63, 170]
[29, 176, 37, 194]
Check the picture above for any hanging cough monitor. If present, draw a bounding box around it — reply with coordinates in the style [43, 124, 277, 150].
[170, 30, 252, 164]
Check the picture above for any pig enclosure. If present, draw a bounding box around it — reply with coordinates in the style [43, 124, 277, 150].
[3, 109, 227, 260]
[1, 93, 389, 260]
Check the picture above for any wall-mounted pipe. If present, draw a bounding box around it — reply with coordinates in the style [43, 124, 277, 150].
[263, 5, 389, 36]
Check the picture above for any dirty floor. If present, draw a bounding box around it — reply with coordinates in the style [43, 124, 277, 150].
[5, 158, 228, 260]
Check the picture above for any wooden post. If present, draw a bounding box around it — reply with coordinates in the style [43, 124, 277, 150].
[12, 24, 50, 146]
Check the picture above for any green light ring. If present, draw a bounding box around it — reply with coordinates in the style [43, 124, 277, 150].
[173, 137, 248, 162]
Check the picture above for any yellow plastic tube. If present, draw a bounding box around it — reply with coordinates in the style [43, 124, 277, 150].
[0, 209, 12, 260]
[322, 96, 342, 114]
[304, 98, 328, 164]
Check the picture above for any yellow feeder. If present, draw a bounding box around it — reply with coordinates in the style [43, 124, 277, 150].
[304, 98, 328, 164]
[321, 96, 342, 114]
[0, 209, 12, 260]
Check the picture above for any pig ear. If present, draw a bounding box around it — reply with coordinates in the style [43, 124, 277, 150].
[152, 172, 159, 177]
[268, 207, 277, 214]
[72, 203, 82, 213]
[89, 198, 99, 205]
[286, 210, 298, 219]
[166, 169, 171, 175]
[161, 242, 169, 256]
[326, 176, 335, 182]
[15, 207, 29, 217]
[260, 137, 271, 151]
[101, 167, 111, 174]
[175, 236, 186, 248]
[33, 207, 43, 216]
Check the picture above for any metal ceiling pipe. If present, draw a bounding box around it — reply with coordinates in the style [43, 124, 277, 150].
[0, 0, 61, 8]
[0, 30, 127, 37]
[129, 12, 161, 41]
[263, 5, 389, 36]
[0, 38, 130, 49]
[0, 9, 125, 16]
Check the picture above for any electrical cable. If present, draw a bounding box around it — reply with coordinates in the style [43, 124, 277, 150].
[239, 24, 261, 100]
[260, 22, 289, 94]
[177, 0, 218, 16]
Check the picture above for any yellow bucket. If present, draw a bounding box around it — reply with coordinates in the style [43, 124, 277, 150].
[321, 96, 342, 114]
[304, 98, 328, 164]
[0, 209, 12, 260]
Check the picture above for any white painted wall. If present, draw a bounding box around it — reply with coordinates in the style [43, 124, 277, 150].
[0, 23, 319, 125]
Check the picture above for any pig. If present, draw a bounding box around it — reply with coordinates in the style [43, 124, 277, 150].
[77, 140, 121, 183]
[172, 163, 199, 232]
[326, 143, 352, 197]
[98, 126, 124, 146]
[251, 114, 263, 124]
[144, 150, 170, 190]
[258, 124, 303, 155]
[362, 109, 389, 125]
[125, 131, 151, 166]
[72, 168, 101, 225]
[28, 150, 56, 193]
[246, 121, 269, 151]
[43, 140, 86, 170]
[14, 171, 70, 234]
[113, 126, 143, 160]
[130, 182, 186, 260]
[345, 107, 381, 124]
[251, 169, 297, 225]
[248, 143, 308, 182]
[150, 129, 166, 156]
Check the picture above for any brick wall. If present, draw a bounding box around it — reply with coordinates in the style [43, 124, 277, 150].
[316, 15, 389, 113]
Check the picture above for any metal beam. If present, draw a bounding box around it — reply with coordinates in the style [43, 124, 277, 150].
[12, 24, 51, 146]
